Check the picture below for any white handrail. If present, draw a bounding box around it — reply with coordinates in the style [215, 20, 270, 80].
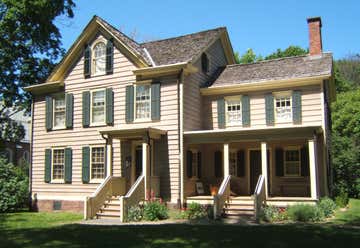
[91, 176, 111, 197]
[213, 175, 231, 219]
[253, 174, 266, 222]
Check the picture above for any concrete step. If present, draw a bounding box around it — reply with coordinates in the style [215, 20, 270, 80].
[100, 207, 121, 213]
[225, 202, 254, 207]
[224, 205, 255, 210]
[96, 212, 120, 219]
[223, 209, 254, 215]
[222, 212, 254, 219]
[103, 203, 121, 209]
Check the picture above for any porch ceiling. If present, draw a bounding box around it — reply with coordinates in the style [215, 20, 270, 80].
[184, 126, 322, 144]
[99, 127, 167, 140]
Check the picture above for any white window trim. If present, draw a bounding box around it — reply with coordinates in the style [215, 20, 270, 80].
[52, 93, 66, 130]
[51, 147, 65, 183]
[225, 95, 242, 127]
[189, 149, 199, 179]
[283, 146, 302, 177]
[273, 91, 293, 124]
[90, 145, 106, 183]
[90, 88, 106, 127]
[134, 83, 152, 122]
[91, 39, 107, 76]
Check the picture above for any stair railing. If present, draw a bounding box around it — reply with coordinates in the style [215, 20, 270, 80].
[213, 175, 231, 219]
[84, 176, 126, 219]
[253, 174, 266, 222]
[120, 174, 145, 222]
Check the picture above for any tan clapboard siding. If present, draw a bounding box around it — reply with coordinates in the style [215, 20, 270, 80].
[32, 34, 181, 203]
[203, 84, 323, 130]
[184, 39, 228, 131]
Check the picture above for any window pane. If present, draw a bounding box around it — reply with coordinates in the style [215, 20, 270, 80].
[92, 91, 105, 123]
[229, 152, 236, 176]
[226, 99, 242, 125]
[275, 96, 292, 121]
[135, 85, 150, 119]
[91, 147, 105, 179]
[54, 96, 65, 127]
[93, 42, 106, 74]
[285, 150, 300, 176]
[53, 149, 64, 180]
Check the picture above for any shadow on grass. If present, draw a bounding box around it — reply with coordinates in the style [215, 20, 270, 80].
[0, 223, 359, 248]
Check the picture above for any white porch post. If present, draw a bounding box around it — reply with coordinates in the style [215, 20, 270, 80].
[308, 139, 318, 200]
[142, 142, 149, 200]
[223, 143, 229, 177]
[106, 138, 112, 177]
[261, 142, 268, 198]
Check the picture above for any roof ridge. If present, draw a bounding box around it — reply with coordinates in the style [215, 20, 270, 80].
[140, 26, 226, 45]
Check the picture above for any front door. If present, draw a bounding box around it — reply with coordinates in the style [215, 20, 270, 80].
[135, 145, 143, 179]
[250, 150, 262, 193]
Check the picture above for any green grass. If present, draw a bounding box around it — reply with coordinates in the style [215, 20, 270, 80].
[332, 198, 360, 225]
[0, 201, 359, 248]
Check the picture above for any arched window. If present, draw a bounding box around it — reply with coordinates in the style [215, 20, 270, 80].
[201, 53, 209, 73]
[93, 42, 106, 75]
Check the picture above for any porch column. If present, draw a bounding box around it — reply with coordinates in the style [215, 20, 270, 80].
[223, 143, 229, 177]
[106, 138, 113, 177]
[261, 142, 268, 198]
[142, 142, 149, 200]
[308, 139, 318, 200]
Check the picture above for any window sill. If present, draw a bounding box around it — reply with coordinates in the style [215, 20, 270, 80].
[52, 126, 66, 131]
[89, 122, 107, 127]
[50, 180, 65, 184]
[133, 118, 154, 124]
[89, 179, 105, 184]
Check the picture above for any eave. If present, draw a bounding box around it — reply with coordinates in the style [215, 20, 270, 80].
[133, 62, 198, 78]
[99, 127, 167, 140]
[200, 74, 331, 96]
[24, 81, 64, 95]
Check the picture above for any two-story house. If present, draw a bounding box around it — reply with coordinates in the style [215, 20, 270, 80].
[25, 16, 334, 221]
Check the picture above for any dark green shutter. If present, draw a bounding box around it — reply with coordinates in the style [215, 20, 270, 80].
[106, 39, 114, 74]
[45, 149, 52, 183]
[301, 145, 310, 176]
[186, 150, 192, 178]
[45, 96, 53, 131]
[275, 148, 284, 176]
[237, 150, 245, 177]
[151, 83, 161, 121]
[217, 98, 225, 129]
[125, 85, 134, 123]
[197, 152, 202, 178]
[84, 44, 91, 78]
[214, 151, 223, 177]
[82, 146, 90, 183]
[242, 95, 250, 127]
[65, 93, 73, 128]
[82, 91, 90, 127]
[106, 88, 114, 125]
[64, 147, 72, 183]
[265, 94, 274, 125]
[292, 90, 302, 124]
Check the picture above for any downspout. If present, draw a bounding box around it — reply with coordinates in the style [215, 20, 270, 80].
[178, 69, 184, 207]
[29, 98, 34, 211]
[101, 134, 110, 177]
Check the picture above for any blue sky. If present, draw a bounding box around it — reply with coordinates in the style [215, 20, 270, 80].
[57, 0, 359, 60]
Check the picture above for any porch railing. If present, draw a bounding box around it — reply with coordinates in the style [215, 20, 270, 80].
[253, 174, 266, 222]
[120, 174, 145, 222]
[84, 176, 126, 219]
[213, 175, 231, 219]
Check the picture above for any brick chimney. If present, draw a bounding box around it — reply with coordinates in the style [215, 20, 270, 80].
[307, 17, 323, 55]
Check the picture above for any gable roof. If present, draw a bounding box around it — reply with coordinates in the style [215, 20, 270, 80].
[207, 53, 333, 88]
[141, 27, 229, 66]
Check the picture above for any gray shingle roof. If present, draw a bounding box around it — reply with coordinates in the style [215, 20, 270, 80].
[208, 53, 333, 88]
[141, 27, 226, 66]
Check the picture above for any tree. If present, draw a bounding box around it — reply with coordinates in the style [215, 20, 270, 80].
[335, 54, 360, 91]
[264, 46, 308, 60]
[0, 0, 75, 143]
[235, 49, 263, 64]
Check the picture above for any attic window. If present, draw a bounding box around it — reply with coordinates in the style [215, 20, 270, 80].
[201, 53, 209, 73]
[93, 42, 106, 75]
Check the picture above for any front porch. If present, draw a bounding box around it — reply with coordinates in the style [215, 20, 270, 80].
[183, 126, 327, 209]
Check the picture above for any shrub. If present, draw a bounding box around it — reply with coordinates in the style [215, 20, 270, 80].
[335, 189, 349, 207]
[262, 205, 288, 222]
[143, 201, 168, 221]
[318, 197, 337, 217]
[287, 204, 324, 222]
[185, 202, 208, 220]
[0, 158, 29, 212]
[127, 205, 143, 222]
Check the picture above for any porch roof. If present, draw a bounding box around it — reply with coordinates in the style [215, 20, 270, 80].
[99, 127, 167, 140]
[184, 126, 322, 144]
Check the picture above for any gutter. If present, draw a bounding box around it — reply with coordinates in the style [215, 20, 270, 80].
[29, 98, 34, 211]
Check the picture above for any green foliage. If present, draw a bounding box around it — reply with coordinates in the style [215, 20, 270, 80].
[262, 205, 288, 222]
[0, 158, 29, 212]
[335, 189, 349, 208]
[0, 0, 75, 142]
[184, 202, 208, 220]
[318, 197, 337, 217]
[127, 205, 143, 222]
[143, 201, 168, 221]
[336, 54, 360, 89]
[264, 46, 308, 60]
[235, 49, 263, 64]
[287, 204, 324, 222]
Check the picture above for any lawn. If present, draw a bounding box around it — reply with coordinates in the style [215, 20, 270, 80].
[0, 200, 359, 248]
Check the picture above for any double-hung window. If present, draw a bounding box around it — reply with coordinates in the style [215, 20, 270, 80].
[275, 93, 292, 122]
[52, 149, 65, 180]
[226, 97, 242, 126]
[135, 84, 151, 120]
[93, 42, 106, 75]
[53, 95, 66, 128]
[91, 146, 105, 180]
[284, 148, 301, 177]
[229, 151, 237, 176]
[91, 90, 105, 125]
